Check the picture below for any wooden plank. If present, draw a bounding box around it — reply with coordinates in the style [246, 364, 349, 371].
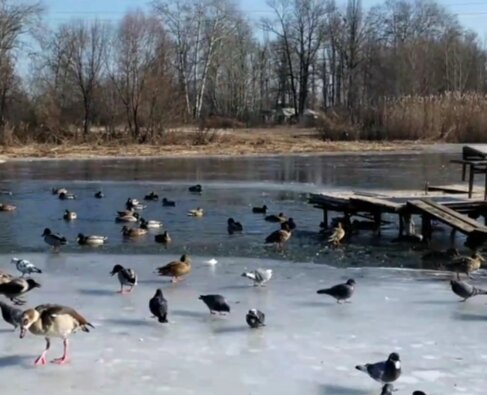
[427, 184, 483, 194]
[349, 196, 403, 213]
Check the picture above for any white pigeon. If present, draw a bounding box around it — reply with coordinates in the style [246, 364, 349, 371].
[241, 268, 273, 286]
[11, 258, 42, 277]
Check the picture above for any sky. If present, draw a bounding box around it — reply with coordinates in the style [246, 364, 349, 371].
[42, 0, 487, 38]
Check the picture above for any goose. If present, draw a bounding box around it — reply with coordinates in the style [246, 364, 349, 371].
[187, 208, 204, 217]
[155, 231, 171, 244]
[110, 264, 137, 293]
[0, 203, 16, 212]
[42, 228, 67, 251]
[252, 205, 267, 214]
[63, 210, 77, 221]
[121, 226, 147, 238]
[162, 198, 176, 207]
[227, 218, 243, 234]
[144, 192, 159, 201]
[265, 223, 292, 248]
[155, 254, 191, 283]
[76, 233, 108, 246]
[140, 218, 163, 229]
[19, 304, 94, 365]
[11, 258, 42, 277]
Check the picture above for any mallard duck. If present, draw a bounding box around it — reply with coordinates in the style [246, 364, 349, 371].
[252, 205, 267, 214]
[94, 191, 104, 199]
[187, 208, 204, 217]
[448, 252, 484, 278]
[188, 184, 202, 193]
[0, 203, 16, 212]
[155, 231, 171, 244]
[110, 264, 137, 293]
[144, 192, 159, 201]
[162, 198, 176, 207]
[125, 198, 145, 210]
[121, 226, 147, 238]
[265, 223, 292, 248]
[42, 228, 67, 251]
[63, 210, 77, 221]
[227, 218, 243, 234]
[155, 254, 191, 282]
[140, 218, 163, 229]
[52, 187, 67, 195]
[19, 304, 94, 365]
[58, 192, 76, 200]
[265, 212, 287, 223]
[328, 222, 345, 246]
[0, 278, 41, 305]
[115, 212, 139, 223]
[77, 233, 107, 246]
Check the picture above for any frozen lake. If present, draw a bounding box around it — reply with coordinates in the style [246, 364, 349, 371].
[0, 253, 486, 394]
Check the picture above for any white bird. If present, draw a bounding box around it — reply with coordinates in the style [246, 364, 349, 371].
[11, 258, 42, 277]
[140, 218, 163, 229]
[205, 258, 218, 266]
[241, 268, 273, 286]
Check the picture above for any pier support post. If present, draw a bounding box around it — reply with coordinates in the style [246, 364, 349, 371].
[322, 209, 328, 229]
[449, 229, 457, 247]
[373, 211, 382, 236]
[421, 214, 433, 243]
[399, 213, 412, 237]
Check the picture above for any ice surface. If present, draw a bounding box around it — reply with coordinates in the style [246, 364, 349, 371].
[0, 253, 486, 394]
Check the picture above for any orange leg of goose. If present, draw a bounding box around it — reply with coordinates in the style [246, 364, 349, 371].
[51, 339, 70, 365]
[34, 337, 50, 366]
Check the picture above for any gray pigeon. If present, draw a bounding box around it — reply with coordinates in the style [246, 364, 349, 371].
[381, 384, 394, 395]
[0, 301, 22, 329]
[149, 289, 168, 323]
[356, 352, 401, 384]
[317, 279, 356, 303]
[199, 294, 230, 315]
[246, 309, 265, 328]
[450, 277, 487, 301]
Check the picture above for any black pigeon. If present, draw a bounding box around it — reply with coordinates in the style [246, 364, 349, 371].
[149, 289, 168, 323]
[0, 301, 23, 329]
[252, 205, 267, 214]
[227, 218, 243, 234]
[162, 198, 176, 207]
[450, 277, 487, 301]
[381, 384, 394, 395]
[356, 352, 401, 384]
[246, 309, 265, 328]
[199, 294, 230, 315]
[189, 184, 202, 193]
[317, 279, 356, 303]
[0, 278, 41, 305]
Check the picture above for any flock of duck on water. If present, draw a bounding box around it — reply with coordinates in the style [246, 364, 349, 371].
[0, 184, 484, 394]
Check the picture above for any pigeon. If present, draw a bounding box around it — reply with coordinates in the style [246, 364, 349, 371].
[110, 264, 137, 294]
[227, 218, 243, 234]
[328, 222, 345, 246]
[149, 289, 168, 323]
[265, 223, 292, 248]
[0, 278, 41, 305]
[11, 258, 42, 277]
[246, 309, 265, 328]
[317, 279, 356, 303]
[41, 228, 67, 251]
[356, 352, 401, 384]
[252, 205, 267, 214]
[381, 384, 394, 395]
[0, 301, 23, 329]
[241, 269, 273, 286]
[199, 294, 230, 315]
[450, 276, 487, 301]
[412, 392, 426, 395]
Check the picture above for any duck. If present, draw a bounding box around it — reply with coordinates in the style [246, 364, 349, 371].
[11, 258, 42, 277]
[76, 233, 107, 246]
[155, 254, 191, 282]
[187, 208, 204, 217]
[265, 223, 292, 248]
[149, 289, 168, 323]
[0, 203, 16, 212]
[126, 198, 145, 210]
[283, 217, 296, 230]
[144, 192, 159, 201]
[19, 304, 94, 365]
[155, 231, 171, 244]
[52, 187, 68, 195]
[115, 212, 140, 223]
[121, 226, 147, 238]
[140, 218, 163, 229]
[0, 301, 23, 330]
[63, 210, 77, 221]
[188, 184, 202, 193]
[162, 198, 176, 207]
[252, 205, 267, 214]
[110, 264, 137, 293]
[42, 228, 67, 251]
[328, 222, 345, 246]
[265, 212, 287, 223]
[0, 277, 41, 305]
[94, 191, 104, 199]
[227, 218, 243, 234]
[448, 252, 484, 278]
[58, 192, 76, 200]
[241, 269, 273, 286]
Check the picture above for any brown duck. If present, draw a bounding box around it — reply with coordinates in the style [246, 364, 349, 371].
[121, 226, 147, 238]
[449, 252, 484, 278]
[265, 223, 292, 248]
[155, 254, 191, 283]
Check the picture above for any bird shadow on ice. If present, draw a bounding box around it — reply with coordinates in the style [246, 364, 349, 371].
[211, 325, 248, 335]
[218, 285, 253, 291]
[172, 309, 208, 319]
[78, 288, 115, 296]
[411, 300, 452, 305]
[295, 301, 335, 308]
[0, 328, 14, 334]
[103, 318, 151, 327]
[0, 354, 31, 368]
[452, 312, 487, 322]
[137, 279, 164, 285]
[319, 384, 369, 395]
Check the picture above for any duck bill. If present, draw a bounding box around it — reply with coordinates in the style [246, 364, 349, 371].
[19, 326, 27, 339]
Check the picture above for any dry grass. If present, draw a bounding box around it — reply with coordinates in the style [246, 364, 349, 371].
[0, 127, 418, 160]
